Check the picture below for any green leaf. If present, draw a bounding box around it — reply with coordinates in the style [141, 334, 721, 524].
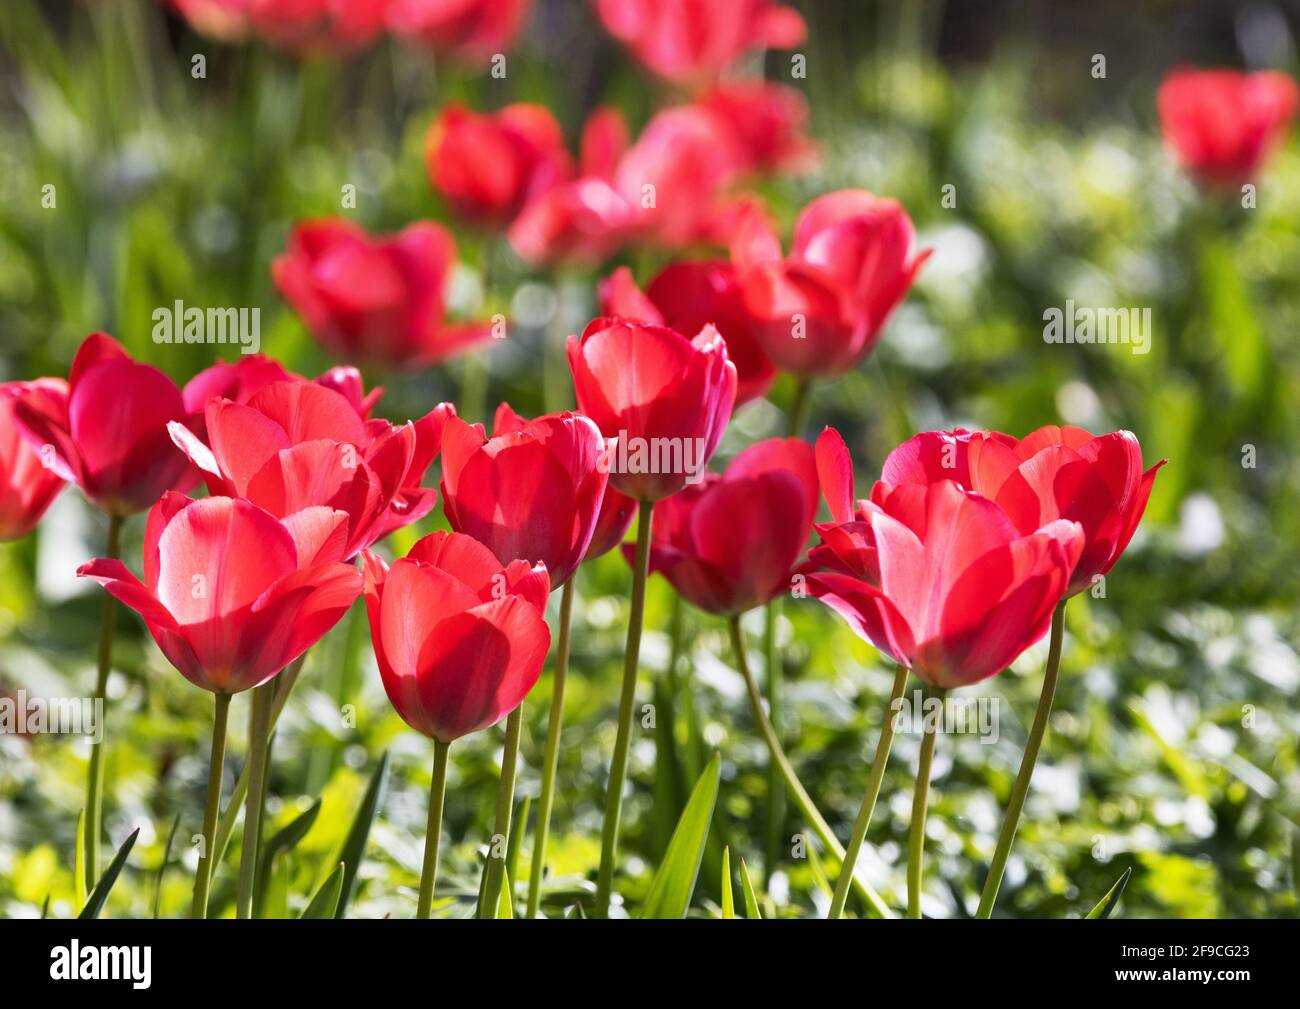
[1086, 866, 1133, 919]
[739, 858, 762, 920]
[153, 813, 180, 920]
[255, 798, 321, 916]
[806, 837, 833, 897]
[506, 795, 529, 898]
[487, 867, 514, 920]
[638, 751, 720, 919]
[73, 809, 85, 913]
[333, 751, 389, 919]
[565, 902, 586, 919]
[300, 862, 345, 919]
[78, 828, 139, 919]
[720, 846, 734, 918]
[41, 894, 50, 919]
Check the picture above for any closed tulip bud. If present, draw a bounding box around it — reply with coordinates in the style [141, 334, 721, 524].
[79, 493, 362, 694]
[363, 532, 551, 743]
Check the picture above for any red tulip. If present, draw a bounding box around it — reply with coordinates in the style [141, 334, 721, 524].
[1157, 68, 1299, 189]
[439, 403, 610, 587]
[427, 103, 571, 226]
[0, 381, 67, 541]
[596, 0, 805, 87]
[388, 0, 531, 61]
[636, 438, 817, 615]
[805, 428, 1083, 688]
[166, 0, 387, 52]
[168, 380, 449, 558]
[363, 532, 550, 743]
[586, 483, 639, 560]
[272, 218, 493, 369]
[876, 426, 1165, 597]
[733, 191, 931, 378]
[78, 493, 361, 693]
[567, 316, 737, 501]
[601, 263, 776, 406]
[11, 333, 196, 517]
[697, 81, 816, 174]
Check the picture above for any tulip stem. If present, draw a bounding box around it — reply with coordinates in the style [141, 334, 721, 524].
[727, 616, 893, 919]
[235, 680, 275, 919]
[788, 377, 813, 439]
[594, 500, 654, 918]
[906, 685, 947, 918]
[526, 577, 575, 919]
[192, 691, 231, 919]
[762, 599, 785, 885]
[481, 706, 523, 917]
[976, 601, 1067, 918]
[829, 664, 910, 919]
[84, 511, 122, 892]
[213, 653, 306, 867]
[417, 739, 450, 919]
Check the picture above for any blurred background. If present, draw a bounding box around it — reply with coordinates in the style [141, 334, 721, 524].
[1, 0, 1298, 918]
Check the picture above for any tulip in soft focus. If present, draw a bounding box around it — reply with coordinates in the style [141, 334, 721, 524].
[272, 218, 494, 369]
[1157, 68, 1299, 189]
[166, 0, 388, 53]
[169, 380, 449, 558]
[733, 191, 932, 378]
[427, 103, 571, 226]
[697, 81, 817, 174]
[388, 0, 531, 61]
[568, 316, 737, 501]
[636, 438, 817, 615]
[877, 426, 1165, 597]
[0, 381, 68, 541]
[596, 0, 806, 87]
[439, 403, 610, 587]
[78, 493, 362, 693]
[12, 333, 196, 517]
[363, 532, 550, 742]
[601, 263, 776, 406]
[804, 428, 1083, 688]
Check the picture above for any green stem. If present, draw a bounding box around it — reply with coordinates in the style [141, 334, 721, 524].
[213, 653, 305, 866]
[976, 601, 1067, 918]
[787, 377, 814, 439]
[762, 598, 785, 885]
[236, 681, 274, 919]
[829, 664, 910, 919]
[191, 691, 231, 919]
[594, 500, 654, 917]
[525, 577, 575, 919]
[727, 616, 893, 918]
[907, 686, 947, 918]
[84, 511, 122, 892]
[416, 739, 450, 919]
[480, 706, 523, 916]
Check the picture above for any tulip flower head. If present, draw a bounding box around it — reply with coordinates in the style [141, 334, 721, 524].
[636, 438, 818, 615]
[169, 380, 449, 558]
[363, 532, 551, 743]
[79, 493, 362, 694]
[440, 403, 611, 588]
[0, 381, 68, 540]
[166, 0, 388, 53]
[567, 316, 737, 502]
[1157, 68, 1299, 189]
[877, 426, 1165, 597]
[388, 0, 532, 62]
[805, 428, 1084, 688]
[733, 191, 931, 379]
[12, 333, 196, 517]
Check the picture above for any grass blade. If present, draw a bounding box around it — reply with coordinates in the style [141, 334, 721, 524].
[720, 846, 734, 918]
[638, 751, 720, 919]
[78, 828, 139, 919]
[255, 798, 321, 916]
[153, 812, 180, 919]
[74, 809, 86, 913]
[300, 862, 345, 919]
[1086, 866, 1133, 919]
[739, 858, 763, 919]
[333, 751, 390, 918]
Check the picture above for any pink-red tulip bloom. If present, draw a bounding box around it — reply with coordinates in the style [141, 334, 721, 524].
[363, 532, 550, 743]
[12, 333, 196, 517]
[169, 380, 448, 559]
[568, 316, 736, 501]
[388, 0, 531, 62]
[733, 191, 931, 378]
[440, 403, 611, 587]
[166, 0, 388, 52]
[79, 493, 362, 694]
[0, 381, 68, 540]
[596, 0, 805, 88]
[1157, 68, 1299, 189]
[876, 426, 1165, 597]
[805, 428, 1084, 689]
[638, 438, 817, 615]
[601, 263, 776, 406]
[426, 103, 571, 226]
[273, 218, 493, 369]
